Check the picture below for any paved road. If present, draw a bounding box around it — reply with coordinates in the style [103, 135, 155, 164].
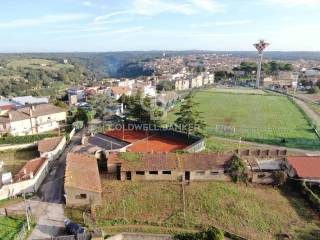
[35, 129, 84, 203]
[3, 200, 67, 239]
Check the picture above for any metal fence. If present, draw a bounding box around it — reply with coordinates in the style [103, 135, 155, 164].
[14, 222, 29, 240]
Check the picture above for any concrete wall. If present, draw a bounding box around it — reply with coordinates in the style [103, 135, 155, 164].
[251, 172, 274, 184]
[65, 187, 102, 207]
[0, 159, 49, 200]
[0, 142, 37, 151]
[40, 136, 66, 161]
[189, 169, 230, 181]
[120, 169, 229, 182]
[106, 233, 172, 240]
[120, 170, 182, 181]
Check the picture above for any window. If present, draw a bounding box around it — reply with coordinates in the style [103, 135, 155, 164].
[136, 171, 145, 175]
[149, 171, 158, 175]
[210, 171, 219, 175]
[196, 171, 205, 176]
[75, 194, 87, 199]
[162, 171, 172, 175]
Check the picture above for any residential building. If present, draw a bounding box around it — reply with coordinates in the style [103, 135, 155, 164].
[110, 86, 132, 100]
[0, 104, 66, 136]
[67, 87, 86, 101]
[64, 153, 102, 207]
[10, 96, 49, 108]
[175, 79, 190, 91]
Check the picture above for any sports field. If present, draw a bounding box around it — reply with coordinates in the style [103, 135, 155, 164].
[168, 90, 320, 149]
[105, 130, 189, 152]
[97, 179, 320, 239]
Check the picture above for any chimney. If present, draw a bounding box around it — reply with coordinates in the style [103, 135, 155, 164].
[31, 105, 36, 110]
[29, 171, 34, 179]
[8, 112, 12, 120]
[23, 168, 27, 175]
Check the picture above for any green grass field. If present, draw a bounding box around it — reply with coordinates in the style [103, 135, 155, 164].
[0, 216, 25, 240]
[167, 90, 320, 149]
[6, 58, 73, 71]
[97, 179, 320, 240]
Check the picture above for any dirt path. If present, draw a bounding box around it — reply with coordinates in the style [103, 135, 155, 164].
[210, 136, 320, 155]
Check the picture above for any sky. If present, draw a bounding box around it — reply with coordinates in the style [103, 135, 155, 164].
[0, 0, 320, 52]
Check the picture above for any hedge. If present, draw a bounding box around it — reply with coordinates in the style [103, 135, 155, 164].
[0, 133, 59, 145]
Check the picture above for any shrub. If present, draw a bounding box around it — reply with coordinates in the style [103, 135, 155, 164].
[174, 227, 224, 240]
[272, 171, 287, 186]
[229, 155, 248, 183]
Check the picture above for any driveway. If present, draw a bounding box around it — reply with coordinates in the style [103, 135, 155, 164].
[3, 200, 67, 239]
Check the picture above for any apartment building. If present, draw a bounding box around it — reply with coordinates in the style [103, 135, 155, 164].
[0, 104, 67, 136]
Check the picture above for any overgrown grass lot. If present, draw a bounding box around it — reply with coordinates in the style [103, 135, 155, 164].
[167, 90, 320, 149]
[6, 58, 73, 71]
[0, 216, 25, 240]
[97, 179, 320, 240]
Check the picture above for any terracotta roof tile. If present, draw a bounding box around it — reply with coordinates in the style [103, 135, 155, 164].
[38, 136, 64, 153]
[14, 157, 47, 182]
[287, 156, 320, 178]
[65, 153, 102, 193]
[111, 152, 234, 172]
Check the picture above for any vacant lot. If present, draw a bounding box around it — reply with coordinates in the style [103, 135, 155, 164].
[97, 179, 320, 239]
[0, 216, 25, 240]
[0, 148, 39, 175]
[167, 91, 319, 149]
[7, 58, 73, 71]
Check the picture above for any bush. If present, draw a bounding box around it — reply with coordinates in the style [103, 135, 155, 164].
[174, 227, 224, 240]
[272, 171, 287, 186]
[0, 133, 59, 145]
[229, 155, 248, 183]
[308, 86, 320, 94]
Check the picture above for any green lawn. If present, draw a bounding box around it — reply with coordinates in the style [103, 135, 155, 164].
[97, 179, 320, 240]
[167, 90, 320, 149]
[7, 58, 73, 71]
[0, 216, 25, 240]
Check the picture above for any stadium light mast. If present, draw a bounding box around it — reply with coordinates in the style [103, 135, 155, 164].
[253, 40, 269, 88]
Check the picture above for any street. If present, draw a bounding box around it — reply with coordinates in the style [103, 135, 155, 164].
[35, 129, 84, 203]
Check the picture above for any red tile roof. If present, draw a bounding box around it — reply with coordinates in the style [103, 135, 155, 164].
[38, 136, 64, 153]
[65, 153, 102, 193]
[14, 157, 47, 182]
[110, 152, 234, 172]
[287, 156, 320, 178]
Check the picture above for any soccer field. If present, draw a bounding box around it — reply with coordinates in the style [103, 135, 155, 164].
[167, 91, 320, 149]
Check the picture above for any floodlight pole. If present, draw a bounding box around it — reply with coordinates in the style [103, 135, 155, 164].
[256, 53, 263, 88]
[253, 40, 269, 88]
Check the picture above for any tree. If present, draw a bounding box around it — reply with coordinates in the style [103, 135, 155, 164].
[174, 92, 207, 137]
[156, 80, 175, 91]
[229, 155, 248, 183]
[270, 61, 279, 74]
[88, 94, 113, 119]
[129, 93, 164, 126]
[54, 100, 69, 110]
[75, 108, 89, 124]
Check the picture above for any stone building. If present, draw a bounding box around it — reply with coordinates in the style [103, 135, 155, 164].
[109, 152, 234, 182]
[65, 153, 102, 207]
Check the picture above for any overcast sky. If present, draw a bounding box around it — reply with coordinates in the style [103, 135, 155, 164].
[0, 0, 320, 52]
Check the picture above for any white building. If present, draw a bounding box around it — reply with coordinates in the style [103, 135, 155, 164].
[0, 104, 67, 136]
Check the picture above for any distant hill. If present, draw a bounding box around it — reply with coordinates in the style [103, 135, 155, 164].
[1, 51, 320, 79]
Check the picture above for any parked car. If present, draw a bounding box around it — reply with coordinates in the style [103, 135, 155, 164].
[64, 219, 86, 235]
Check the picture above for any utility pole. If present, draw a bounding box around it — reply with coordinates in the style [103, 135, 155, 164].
[253, 40, 270, 88]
